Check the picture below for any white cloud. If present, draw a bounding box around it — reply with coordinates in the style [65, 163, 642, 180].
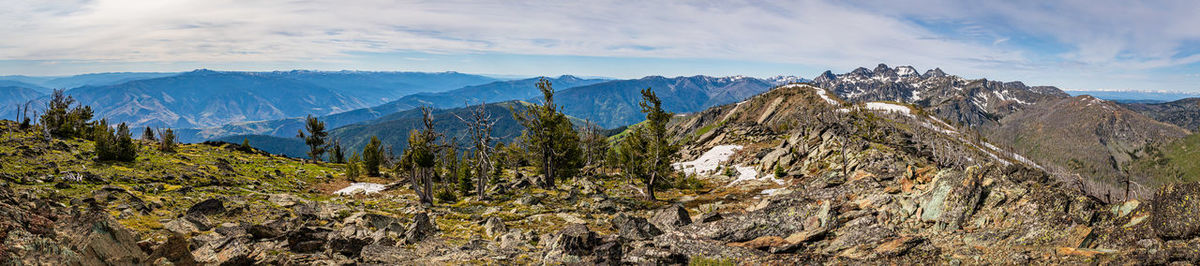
[0, 0, 1196, 91]
[0, 1, 1017, 69]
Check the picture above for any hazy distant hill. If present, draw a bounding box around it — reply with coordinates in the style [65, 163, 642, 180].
[1067, 90, 1200, 103]
[0, 86, 44, 118]
[66, 70, 368, 128]
[176, 76, 606, 142]
[211, 134, 309, 158]
[554, 75, 785, 128]
[1122, 98, 1200, 131]
[257, 70, 498, 104]
[329, 101, 530, 153]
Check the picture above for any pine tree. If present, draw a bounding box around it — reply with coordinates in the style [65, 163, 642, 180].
[114, 123, 137, 162]
[457, 157, 474, 196]
[363, 136, 383, 177]
[346, 152, 362, 180]
[511, 78, 582, 189]
[158, 128, 176, 152]
[239, 137, 253, 152]
[41, 89, 94, 139]
[400, 107, 440, 205]
[94, 121, 137, 162]
[329, 139, 346, 163]
[296, 114, 329, 162]
[619, 88, 679, 200]
[142, 126, 156, 141]
[93, 119, 114, 161]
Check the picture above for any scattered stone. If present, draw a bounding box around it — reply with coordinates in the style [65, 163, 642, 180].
[287, 226, 333, 253]
[485, 216, 508, 239]
[651, 205, 692, 231]
[612, 213, 662, 240]
[403, 212, 437, 244]
[187, 198, 225, 216]
[698, 212, 724, 223]
[543, 223, 599, 261]
[728, 235, 789, 250]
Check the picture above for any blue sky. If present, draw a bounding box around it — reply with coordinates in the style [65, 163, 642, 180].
[1, 0, 1198, 92]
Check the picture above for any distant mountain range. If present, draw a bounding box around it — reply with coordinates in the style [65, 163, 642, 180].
[1, 72, 177, 92]
[1122, 98, 1200, 131]
[0, 70, 501, 127]
[176, 75, 799, 143]
[811, 64, 1189, 200]
[1066, 90, 1200, 103]
[173, 75, 609, 142]
[255, 70, 499, 104]
[556, 75, 790, 128]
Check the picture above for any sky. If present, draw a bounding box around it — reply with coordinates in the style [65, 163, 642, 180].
[1, 0, 1198, 92]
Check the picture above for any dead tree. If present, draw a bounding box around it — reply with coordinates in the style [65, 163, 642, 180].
[455, 101, 497, 199]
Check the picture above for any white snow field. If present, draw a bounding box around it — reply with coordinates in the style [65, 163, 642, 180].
[673, 145, 744, 175]
[334, 182, 386, 195]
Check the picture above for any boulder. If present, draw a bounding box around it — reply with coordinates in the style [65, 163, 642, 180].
[698, 212, 724, 223]
[651, 205, 692, 231]
[403, 212, 437, 244]
[147, 234, 196, 265]
[329, 225, 378, 256]
[247, 224, 284, 240]
[484, 216, 508, 239]
[163, 213, 212, 235]
[287, 226, 333, 253]
[187, 198, 225, 216]
[612, 213, 662, 240]
[543, 224, 599, 262]
[1150, 182, 1200, 240]
[268, 193, 305, 207]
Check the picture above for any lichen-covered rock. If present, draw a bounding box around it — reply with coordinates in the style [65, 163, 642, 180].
[484, 216, 507, 239]
[1150, 182, 1200, 240]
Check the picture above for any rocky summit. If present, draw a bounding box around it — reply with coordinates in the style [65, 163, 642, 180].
[2, 81, 1199, 265]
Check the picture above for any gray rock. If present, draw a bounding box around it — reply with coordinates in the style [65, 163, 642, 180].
[612, 213, 662, 240]
[286, 226, 332, 253]
[187, 198, 225, 216]
[543, 224, 599, 262]
[485, 216, 507, 239]
[651, 205, 692, 231]
[329, 225, 376, 256]
[403, 212, 437, 244]
[698, 212, 724, 223]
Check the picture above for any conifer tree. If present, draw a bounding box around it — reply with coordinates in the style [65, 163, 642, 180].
[114, 122, 137, 161]
[346, 152, 362, 180]
[240, 137, 252, 152]
[297, 115, 329, 162]
[41, 89, 94, 139]
[158, 128, 176, 152]
[619, 88, 679, 200]
[512, 78, 582, 189]
[330, 139, 346, 163]
[142, 126, 156, 141]
[400, 107, 440, 205]
[363, 136, 383, 176]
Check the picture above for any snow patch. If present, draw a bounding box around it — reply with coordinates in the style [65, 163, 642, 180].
[814, 87, 839, 105]
[334, 183, 386, 195]
[864, 102, 911, 115]
[673, 145, 743, 175]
